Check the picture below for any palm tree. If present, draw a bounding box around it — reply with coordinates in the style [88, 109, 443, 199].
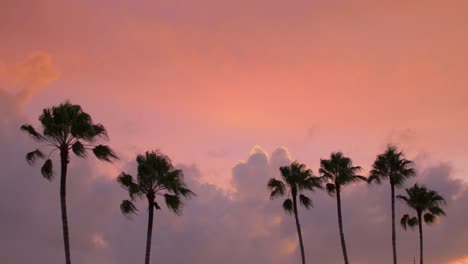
[118, 150, 195, 264]
[368, 145, 415, 264]
[267, 161, 322, 264]
[397, 184, 446, 264]
[21, 101, 117, 264]
[319, 152, 366, 264]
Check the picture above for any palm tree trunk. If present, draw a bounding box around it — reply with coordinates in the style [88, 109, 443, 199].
[336, 187, 349, 264]
[292, 194, 306, 264]
[391, 184, 397, 264]
[418, 213, 423, 264]
[60, 148, 71, 264]
[145, 199, 155, 264]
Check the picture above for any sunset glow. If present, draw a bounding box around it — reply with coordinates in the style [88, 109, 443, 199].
[1, 1, 467, 263]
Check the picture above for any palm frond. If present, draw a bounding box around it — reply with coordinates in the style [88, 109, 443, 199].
[120, 200, 138, 216]
[424, 213, 436, 224]
[299, 194, 313, 209]
[354, 175, 367, 182]
[26, 149, 45, 165]
[267, 178, 286, 199]
[178, 187, 196, 199]
[20, 124, 44, 142]
[282, 198, 293, 215]
[302, 176, 323, 191]
[71, 141, 87, 158]
[408, 216, 418, 229]
[429, 206, 446, 216]
[92, 145, 118, 162]
[117, 172, 141, 198]
[41, 159, 54, 180]
[396, 195, 409, 203]
[326, 183, 336, 196]
[89, 124, 108, 140]
[400, 214, 410, 230]
[117, 172, 135, 187]
[401, 213, 418, 229]
[164, 194, 182, 215]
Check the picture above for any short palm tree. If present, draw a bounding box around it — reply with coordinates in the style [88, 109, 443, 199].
[21, 101, 117, 264]
[397, 184, 446, 264]
[267, 161, 322, 264]
[319, 152, 366, 264]
[368, 145, 415, 264]
[118, 150, 195, 264]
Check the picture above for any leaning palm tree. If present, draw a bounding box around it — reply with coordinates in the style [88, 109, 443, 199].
[267, 161, 322, 264]
[319, 152, 366, 264]
[397, 184, 446, 264]
[368, 145, 415, 264]
[21, 101, 117, 264]
[118, 150, 195, 264]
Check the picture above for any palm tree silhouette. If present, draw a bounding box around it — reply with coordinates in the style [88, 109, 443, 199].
[267, 162, 322, 264]
[319, 152, 366, 264]
[118, 150, 195, 264]
[368, 145, 415, 264]
[21, 101, 117, 264]
[397, 184, 446, 264]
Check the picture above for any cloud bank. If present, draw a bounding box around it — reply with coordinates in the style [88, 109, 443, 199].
[1, 103, 468, 264]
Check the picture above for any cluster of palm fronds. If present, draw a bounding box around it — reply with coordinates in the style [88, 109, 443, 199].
[22, 101, 445, 264]
[21, 101, 194, 264]
[268, 148, 446, 264]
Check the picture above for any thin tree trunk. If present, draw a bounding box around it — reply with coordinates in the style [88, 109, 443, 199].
[336, 187, 349, 264]
[292, 193, 306, 264]
[145, 198, 155, 264]
[418, 213, 423, 264]
[60, 148, 71, 264]
[391, 184, 397, 264]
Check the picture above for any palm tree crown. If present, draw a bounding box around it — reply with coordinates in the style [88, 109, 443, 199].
[319, 152, 366, 194]
[368, 145, 415, 186]
[118, 150, 195, 215]
[397, 184, 446, 230]
[21, 101, 118, 177]
[267, 162, 322, 213]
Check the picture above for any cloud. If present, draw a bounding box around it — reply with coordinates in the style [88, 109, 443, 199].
[1, 107, 468, 264]
[0, 51, 59, 106]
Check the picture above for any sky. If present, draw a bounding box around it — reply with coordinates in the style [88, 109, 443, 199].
[1, 0, 468, 263]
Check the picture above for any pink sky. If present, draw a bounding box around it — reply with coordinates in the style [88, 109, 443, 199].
[1, 1, 468, 263]
[2, 0, 467, 186]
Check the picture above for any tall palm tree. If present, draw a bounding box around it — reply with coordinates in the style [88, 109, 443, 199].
[397, 184, 446, 264]
[368, 145, 415, 264]
[319, 152, 366, 264]
[118, 150, 195, 264]
[267, 162, 322, 264]
[21, 101, 117, 264]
